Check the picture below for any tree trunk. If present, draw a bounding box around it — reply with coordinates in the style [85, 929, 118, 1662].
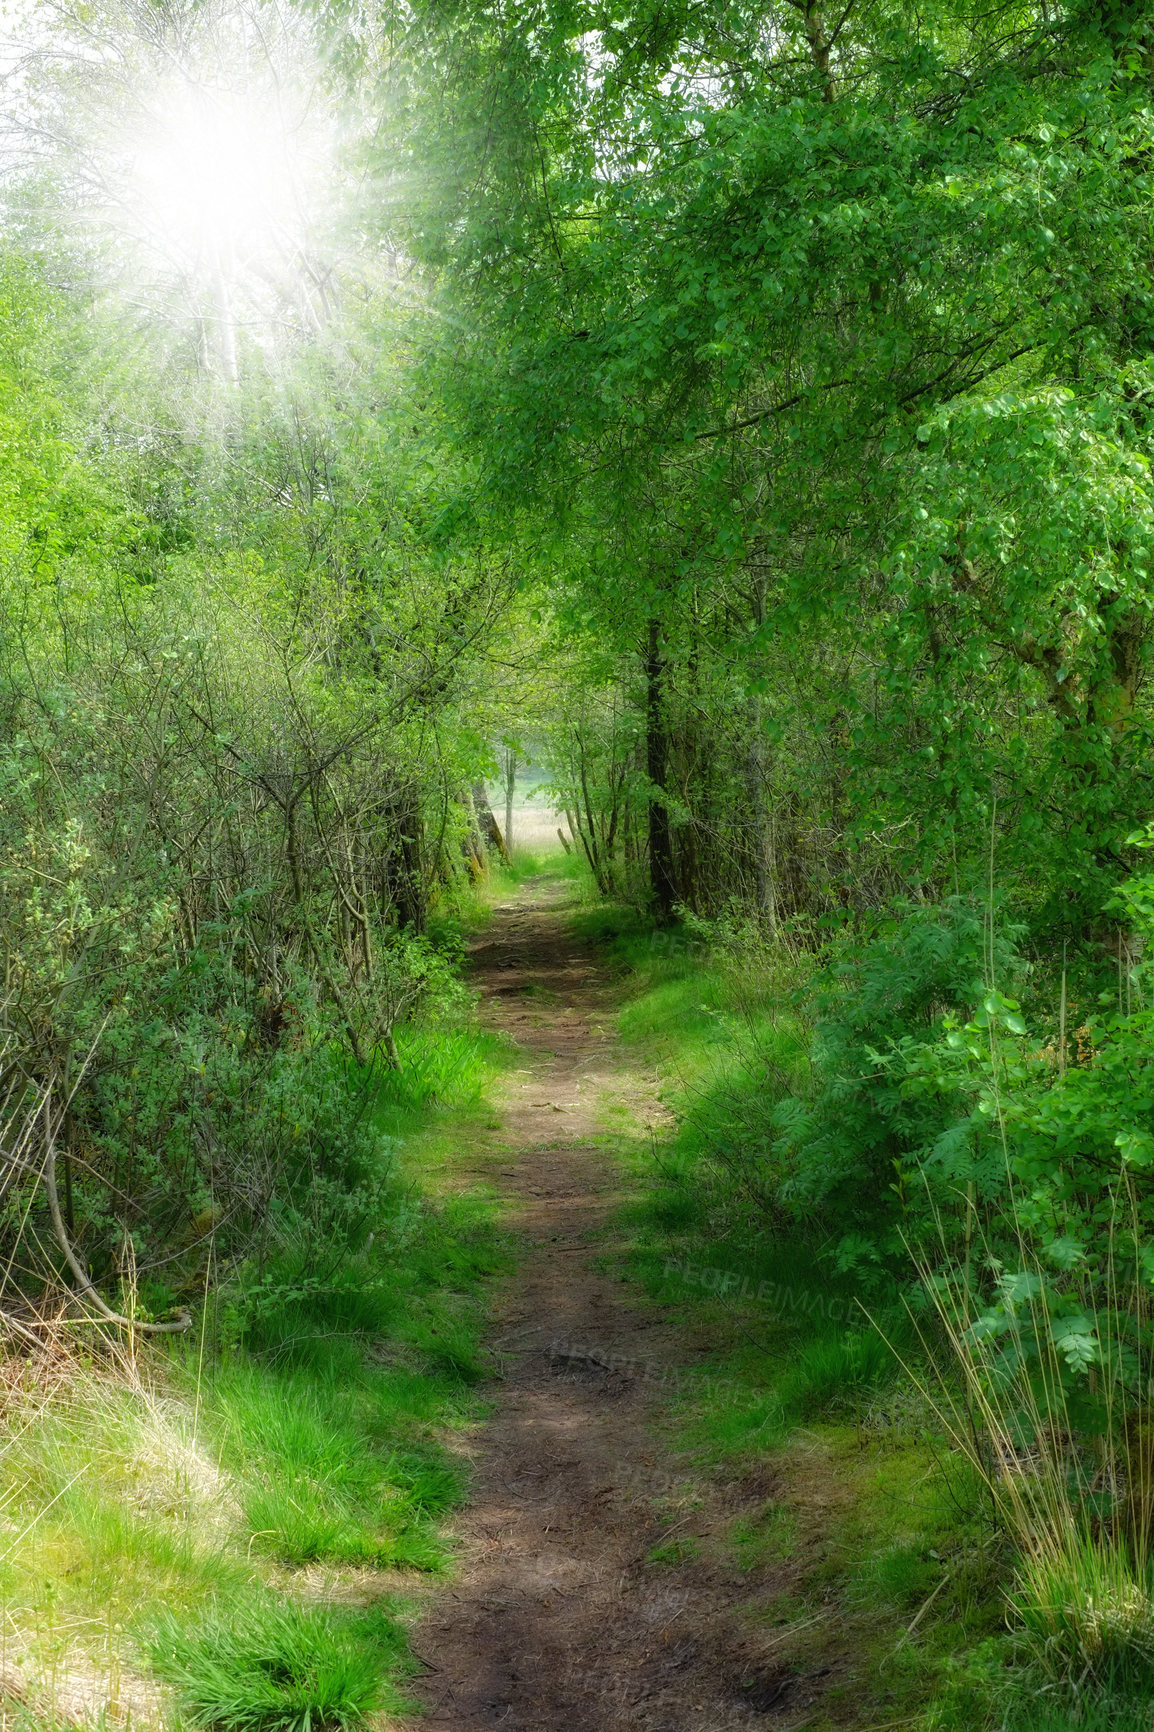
[504, 747, 516, 856]
[472, 781, 509, 862]
[394, 791, 426, 932]
[645, 616, 677, 923]
[747, 579, 779, 934]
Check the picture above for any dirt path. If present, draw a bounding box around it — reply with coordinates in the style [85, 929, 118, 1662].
[404, 878, 817, 1732]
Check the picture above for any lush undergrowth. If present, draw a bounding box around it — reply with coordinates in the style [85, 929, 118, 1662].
[0, 906, 520, 1732]
[594, 908, 1132, 1732]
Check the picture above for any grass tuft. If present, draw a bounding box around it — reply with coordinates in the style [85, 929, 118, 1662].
[998, 1687, 1154, 1731]
[144, 1598, 408, 1732]
[1014, 1535, 1154, 1687]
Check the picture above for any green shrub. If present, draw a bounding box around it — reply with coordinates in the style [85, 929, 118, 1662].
[771, 899, 1024, 1278]
[625, 898, 1018, 1283]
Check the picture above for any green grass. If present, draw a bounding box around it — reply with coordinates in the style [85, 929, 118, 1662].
[591, 902, 1154, 1730]
[1012, 1535, 1154, 1691]
[374, 1019, 513, 1139]
[732, 1504, 798, 1570]
[646, 1535, 701, 1566]
[998, 1695, 1154, 1732]
[577, 909, 812, 1243]
[588, 905, 1026, 1730]
[923, 1651, 1154, 1732]
[194, 1360, 461, 1571]
[144, 1598, 411, 1732]
[847, 1539, 941, 1611]
[0, 985, 513, 1730]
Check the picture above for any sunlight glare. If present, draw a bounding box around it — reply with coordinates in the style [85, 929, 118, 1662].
[132, 87, 302, 272]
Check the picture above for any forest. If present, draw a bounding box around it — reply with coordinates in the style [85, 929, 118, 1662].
[0, 0, 1151, 1725]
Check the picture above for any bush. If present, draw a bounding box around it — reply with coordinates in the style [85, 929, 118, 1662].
[672, 899, 1020, 1280]
[783, 900, 1028, 1272]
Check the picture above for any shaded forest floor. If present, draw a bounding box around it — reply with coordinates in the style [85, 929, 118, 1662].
[402, 874, 989, 1732]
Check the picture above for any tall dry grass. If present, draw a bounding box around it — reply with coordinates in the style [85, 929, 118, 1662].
[907, 1179, 1154, 1693]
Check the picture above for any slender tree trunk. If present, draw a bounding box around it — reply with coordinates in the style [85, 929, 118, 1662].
[747, 579, 779, 935]
[394, 790, 426, 931]
[749, 730, 779, 937]
[565, 785, 603, 889]
[63, 1108, 76, 1236]
[461, 790, 486, 879]
[794, 0, 836, 101]
[504, 747, 516, 856]
[576, 732, 611, 894]
[646, 616, 676, 923]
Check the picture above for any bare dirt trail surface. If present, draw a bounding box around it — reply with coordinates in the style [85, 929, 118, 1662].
[404, 877, 825, 1732]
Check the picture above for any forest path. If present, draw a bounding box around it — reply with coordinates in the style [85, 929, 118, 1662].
[403, 876, 809, 1732]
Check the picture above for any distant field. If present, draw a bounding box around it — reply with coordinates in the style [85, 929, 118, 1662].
[486, 771, 572, 853]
